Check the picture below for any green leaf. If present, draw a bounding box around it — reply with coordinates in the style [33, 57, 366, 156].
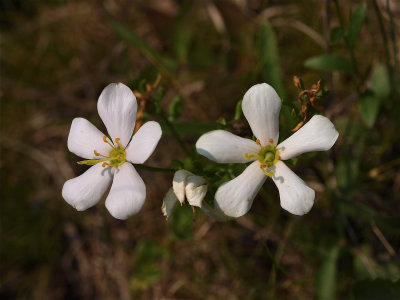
[168, 204, 193, 240]
[315, 245, 340, 300]
[348, 3, 367, 47]
[369, 63, 390, 99]
[358, 64, 390, 127]
[168, 96, 183, 121]
[353, 279, 400, 300]
[108, 20, 176, 70]
[329, 26, 344, 44]
[160, 121, 220, 136]
[131, 239, 163, 292]
[304, 55, 353, 72]
[234, 99, 243, 120]
[258, 22, 285, 97]
[172, 1, 193, 63]
[359, 92, 380, 128]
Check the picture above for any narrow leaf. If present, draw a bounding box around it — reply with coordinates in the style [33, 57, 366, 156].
[329, 27, 344, 44]
[258, 22, 285, 97]
[348, 3, 367, 47]
[359, 93, 380, 128]
[304, 55, 353, 72]
[315, 245, 340, 300]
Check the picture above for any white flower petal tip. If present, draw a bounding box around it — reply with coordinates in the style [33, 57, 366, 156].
[278, 115, 339, 160]
[242, 83, 281, 146]
[62, 163, 114, 211]
[185, 175, 208, 207]
[173, 169, 194, 204]
[67, 118, 111, 159]
[161, 188, 179, 220]
[97, 83, 137, 147]
[126, 121, 162, 164]
[215, 161, 267, 217]
[196, 130, 259, 163]
[271, 161, 315, 215]
[105, 163, 146, 220]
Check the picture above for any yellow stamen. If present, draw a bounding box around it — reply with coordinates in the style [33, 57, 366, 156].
[256, 139, 260, 145]
[102, 135, 115, 149]
[114, 137, 124, 148]
[102, 162, 109, 167]
[269, 138, 274, 144]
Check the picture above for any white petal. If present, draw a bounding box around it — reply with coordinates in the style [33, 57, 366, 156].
[161, 187, 179, 220]
[105, 163, 146, 220]
[271, 161, 315, 215]
[67, 118, 111, 159]
[126, 121, 162, 164]
[215, 161, 267, 217]
[185, 175, 207, 207]
[97, 83, 137, 147]
[196, 130, 259, 163]
[173, 169, 193, 204]
[277, 115, 339, 160]
[62, 163, 113, 211]
[242, 83, 281, 146]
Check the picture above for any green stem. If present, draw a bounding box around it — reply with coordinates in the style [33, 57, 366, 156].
[133, 164, 176, 173]
[387, 0, 399, 98]
[333, 0, 361, 92]
[159, 112, 191, 156]
[371, 0, 391, 70]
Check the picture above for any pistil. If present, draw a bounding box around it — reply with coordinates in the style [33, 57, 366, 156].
[244, 139, 280, 177]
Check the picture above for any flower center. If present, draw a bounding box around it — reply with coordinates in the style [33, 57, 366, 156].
[77, 136, 126, 168]
[244, 138, 280, 177]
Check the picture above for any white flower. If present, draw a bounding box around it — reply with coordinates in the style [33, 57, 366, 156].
[196, 83, 339, 217]
[162, 170, 208, 218]
[62, 83, 162, 220]
[161, 170, 226, 221]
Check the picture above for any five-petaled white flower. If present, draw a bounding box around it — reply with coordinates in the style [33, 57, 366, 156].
[196, 83, 339, 217]
[62, 83, 162, 220]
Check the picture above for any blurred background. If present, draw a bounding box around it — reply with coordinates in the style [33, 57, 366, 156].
[1, 0, 399, 299]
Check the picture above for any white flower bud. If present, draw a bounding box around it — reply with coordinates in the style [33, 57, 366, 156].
[185, 175, 207, 207]
[172, 169, 193, 204]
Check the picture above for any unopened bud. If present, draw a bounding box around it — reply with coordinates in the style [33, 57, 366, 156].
[185, 175, 207, 208]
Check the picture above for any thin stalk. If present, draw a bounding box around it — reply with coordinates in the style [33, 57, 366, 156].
[159, 112, 191, 156]
[371, 0, 391, 70]
[333, 0, 361, 92]
[387, 0, 399, 97]
[133, 164, 176, 173]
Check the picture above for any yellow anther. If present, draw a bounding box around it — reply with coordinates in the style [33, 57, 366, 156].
[94, 150, 100, 156]
[256, 139, 260, 145]
[269, 138, 274, 144]
[102, 162, 109, 168]
[102, 135, 115, 149]
[115, 138, 120, 143]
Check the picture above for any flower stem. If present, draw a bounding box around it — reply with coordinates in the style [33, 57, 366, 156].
[133, 163, 176, 173]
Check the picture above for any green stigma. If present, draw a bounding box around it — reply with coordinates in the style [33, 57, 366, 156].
[108, 147, 126, 167]
[77, 136, 126, 168]
[244, 139, 280, 177]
